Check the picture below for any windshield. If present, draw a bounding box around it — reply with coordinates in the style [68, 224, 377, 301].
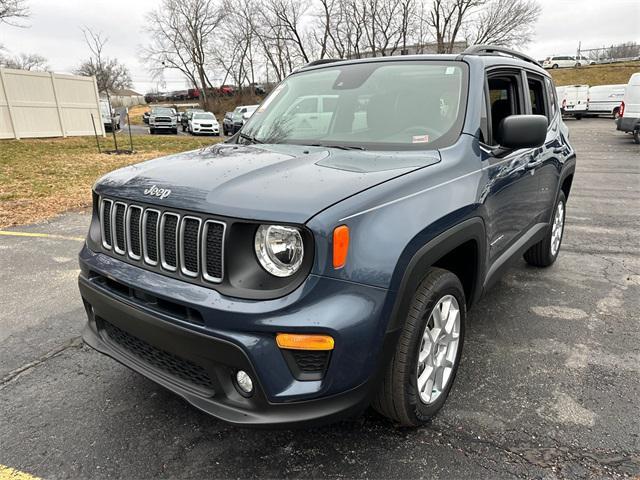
[153, 108, 174, 115]
[194, 113, 215, 120]
[242, 61, 467, 150]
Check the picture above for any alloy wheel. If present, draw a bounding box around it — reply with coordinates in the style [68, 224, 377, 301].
[551, 200, 565, 256]
[416, 295, 461, 405]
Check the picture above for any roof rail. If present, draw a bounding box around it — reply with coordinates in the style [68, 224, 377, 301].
[303, 58, 343, 68]
[462, 45, 541, 67]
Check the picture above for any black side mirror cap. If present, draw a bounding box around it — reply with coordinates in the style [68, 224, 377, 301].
[497, 114, 548, 150]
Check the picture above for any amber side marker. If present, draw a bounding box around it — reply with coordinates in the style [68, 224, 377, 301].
[276, 333, 335, 351]
[332, 225, 350, 269]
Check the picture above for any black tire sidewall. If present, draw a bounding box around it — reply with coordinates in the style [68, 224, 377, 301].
[406, 274, 466, 423]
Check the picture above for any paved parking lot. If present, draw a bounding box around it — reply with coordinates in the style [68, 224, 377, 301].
[1, 118, 638, 479]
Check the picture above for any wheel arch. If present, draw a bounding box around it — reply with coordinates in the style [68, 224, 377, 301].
[386, 217, 487, 333]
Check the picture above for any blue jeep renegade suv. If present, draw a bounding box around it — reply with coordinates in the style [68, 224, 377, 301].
[79, 46, 575, 427]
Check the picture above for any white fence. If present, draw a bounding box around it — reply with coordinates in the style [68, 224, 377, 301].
[0, 67, 104, 140]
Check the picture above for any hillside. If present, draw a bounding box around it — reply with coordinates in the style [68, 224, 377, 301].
[549, 61, 640, 87]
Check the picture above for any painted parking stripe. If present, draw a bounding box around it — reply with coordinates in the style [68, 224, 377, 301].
[0, 231, 84, 242]
[0, 464, 42, 480]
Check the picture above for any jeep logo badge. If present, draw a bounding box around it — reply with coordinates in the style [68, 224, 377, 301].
[143, 185, 171, 199]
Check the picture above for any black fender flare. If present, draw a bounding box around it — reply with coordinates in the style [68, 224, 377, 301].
[386, 217, 487, 333]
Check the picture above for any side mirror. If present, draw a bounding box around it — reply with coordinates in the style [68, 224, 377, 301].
[497, 114, 548, 150]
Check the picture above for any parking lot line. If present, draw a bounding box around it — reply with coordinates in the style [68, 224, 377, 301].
[0, 231, 84, 242]
[0, 465, 41, 480]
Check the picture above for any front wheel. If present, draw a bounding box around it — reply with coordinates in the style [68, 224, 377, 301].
[524, 191, 566, 267]
[372, 268, 466, 426]
[633, 128, 640, 144]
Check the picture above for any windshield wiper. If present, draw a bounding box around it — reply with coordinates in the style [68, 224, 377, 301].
[238, 132, 262, 145]
[307, 143, 366, 151]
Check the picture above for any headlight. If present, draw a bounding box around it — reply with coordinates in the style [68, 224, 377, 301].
[254, 225, 304, 277]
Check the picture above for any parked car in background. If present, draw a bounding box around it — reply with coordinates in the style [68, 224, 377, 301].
[543, 56, 583, 69]
[143, 110, 150, 124]
[616, 72, 640, 144]
[149, 107, 178, 134]
[187, 88, 200, 100]
[219, 84, 236, 96]
[180, 108, 205, 131]
[557, 85, 589, 119]
[251, 83, 267, 95]
[188, 112, 220, 136]
[223, 105, 257, 135]
[587, 84, 626, 117]
[231, 104, 259, 134]
[99, 99, 120, 132]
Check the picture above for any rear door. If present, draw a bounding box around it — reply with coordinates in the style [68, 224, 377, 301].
[481, 69, 541, 262]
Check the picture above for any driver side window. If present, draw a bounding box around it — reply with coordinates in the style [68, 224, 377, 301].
[487, 73, 523, 146]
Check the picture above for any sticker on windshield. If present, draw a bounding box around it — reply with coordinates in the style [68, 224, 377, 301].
[412, 134, 430, 143]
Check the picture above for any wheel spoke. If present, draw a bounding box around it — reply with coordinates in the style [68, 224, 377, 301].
[417, 365, 435, 393]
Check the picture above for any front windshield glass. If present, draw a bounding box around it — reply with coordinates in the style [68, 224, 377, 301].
[153, 108, 174, 115]
[242, 61, 467, 150]
[194, 113, 215, 120]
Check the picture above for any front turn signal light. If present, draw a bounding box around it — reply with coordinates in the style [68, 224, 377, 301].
[276, 333, 335, 351]
[332, 225, 349, 269]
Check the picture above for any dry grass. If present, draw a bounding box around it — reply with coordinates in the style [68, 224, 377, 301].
[0, 135, 223, 228]
[550, 61, 640, 87]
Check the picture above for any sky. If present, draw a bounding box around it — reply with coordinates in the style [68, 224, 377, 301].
[1, 0, 639, 94]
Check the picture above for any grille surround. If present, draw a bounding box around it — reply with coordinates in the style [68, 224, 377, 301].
[99, 198, 225, 284]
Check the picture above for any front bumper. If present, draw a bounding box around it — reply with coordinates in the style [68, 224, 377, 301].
[616, 116, 639, 133]
[192, 124, 220, 134]
[151, 123, 176, 130]
[78, 246, 394, 426]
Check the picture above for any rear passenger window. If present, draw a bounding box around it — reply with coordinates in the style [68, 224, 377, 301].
[545, 77, 558, 117]
[527, 76, 548, 120]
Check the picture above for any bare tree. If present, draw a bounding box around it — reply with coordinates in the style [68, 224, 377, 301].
[471, 0, 541, 47]
[0, 0, 29, 26]
[0, 51, 49, 70]
[143, 0, 226, 106]
[75, 29, 132, 93]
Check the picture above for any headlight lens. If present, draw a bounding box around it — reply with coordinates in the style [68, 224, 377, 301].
[254, 225, 304, 277]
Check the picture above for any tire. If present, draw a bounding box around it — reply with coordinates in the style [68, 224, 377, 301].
[633, 129, 640, 145]
[524, 191, 566, 267]
[172, 128, 178, 135]
[372, 268, 466, 427]
[552, 64, 559, 69]
[575, 62, 581, 67]
[149, 127, 155, 135]
[574, 114, 583, 120]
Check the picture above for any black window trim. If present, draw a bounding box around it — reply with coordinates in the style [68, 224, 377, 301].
[483, 67, 527, 147]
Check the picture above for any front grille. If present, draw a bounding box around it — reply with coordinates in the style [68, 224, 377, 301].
[101, 319, 214, 390]
[99, 198, 225, 284]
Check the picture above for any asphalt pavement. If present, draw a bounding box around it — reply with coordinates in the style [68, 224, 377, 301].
[0, 118, 638, 479]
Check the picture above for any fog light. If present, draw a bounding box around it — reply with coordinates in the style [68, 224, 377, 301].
[235, 370, 254, 395]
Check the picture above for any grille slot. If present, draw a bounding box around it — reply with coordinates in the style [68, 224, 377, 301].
[100, 319, 214, 391]
[126, 206, 142, 260]
[180, 216, 201, 277]
[98, 197, 225, 284]
[291, 350, 330, 372]
[202, 221, 225, 282]
[100, 199, 113, 249]
[160, 213, 179, 271]
[143, 209, 160, 265]
[113, 202, 127, 254]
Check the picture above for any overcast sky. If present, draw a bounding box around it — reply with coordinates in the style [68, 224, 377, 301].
[1, 0, 639, 93]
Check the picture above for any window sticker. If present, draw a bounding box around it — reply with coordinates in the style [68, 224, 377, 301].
[412, 134, 429, 143]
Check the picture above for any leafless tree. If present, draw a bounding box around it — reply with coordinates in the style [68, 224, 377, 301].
[471, 0, 541, 47]
[607, 41, 640, 60]
[0, 0, 29, 26]
[75, 28, 132, 93]
[143, 0, 226, 106]
[0, 51, 49, 70]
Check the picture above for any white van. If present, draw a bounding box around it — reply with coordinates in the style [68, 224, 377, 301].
[587, 84, 626, 117]
[558, 85, 589, 119]
[543, 55, 587, 69]
[616, 73, 640, 143]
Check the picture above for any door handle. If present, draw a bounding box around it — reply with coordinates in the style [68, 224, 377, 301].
[525, 159, 543, 170]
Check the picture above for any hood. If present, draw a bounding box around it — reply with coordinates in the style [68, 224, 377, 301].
[95, 143, 440, 223]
